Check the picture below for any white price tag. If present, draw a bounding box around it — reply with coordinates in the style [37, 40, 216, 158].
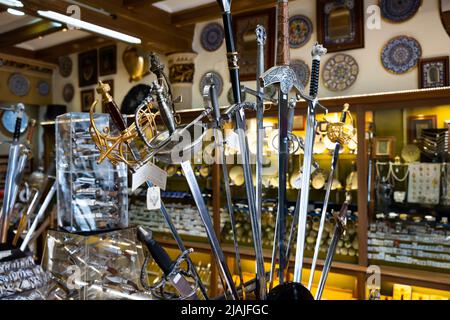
[132, 162, 167, 191]
[226, 130, 240, 150]
[147, 187, 161, 210]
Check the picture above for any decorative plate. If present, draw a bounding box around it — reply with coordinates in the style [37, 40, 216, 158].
[401, 144, 420, 163]
[381, 36, 422, 74]
[37, 80, 50, 96]
[289, 15, 313, 49]
[290, 59, 310, 88]
[8, 73, 30, 97]
[380, 0, 422, 23]
[200, 22, 225, 52]
[199, 71, 223, 96]
[1, 109, 28, 135]
[323, 54, 359, 91]
[63, 83, 74, 103]
[227, 86, 246, 105]
[58, 56, 73, 78]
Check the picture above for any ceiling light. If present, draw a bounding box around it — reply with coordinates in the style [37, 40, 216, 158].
[37, 10, 141, 44]
[7, 8, 24, 16]
[0, 0, 23, 7]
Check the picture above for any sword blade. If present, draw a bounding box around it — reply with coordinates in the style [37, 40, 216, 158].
[180, 161, 239, 300]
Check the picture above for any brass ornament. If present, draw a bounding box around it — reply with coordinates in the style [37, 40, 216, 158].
[122, 46, 150, 82]
[325, 104, 356, 145]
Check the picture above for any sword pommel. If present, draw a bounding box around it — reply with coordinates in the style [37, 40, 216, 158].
[311, 43, 327, 61]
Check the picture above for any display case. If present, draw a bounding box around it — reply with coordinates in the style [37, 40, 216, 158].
[42, 228, 150, 300]
[55, 113, 128, 233]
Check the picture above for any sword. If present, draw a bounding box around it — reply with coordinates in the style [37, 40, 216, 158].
[137, 226, 198, 300]
[150, 78, 238, 300]
[293, 43, 327, 283]
[0, 103, 25, 244]
[20, 181, 57, 251]
[315, 193, 350, 300]
[307, 104, 350, 290]
[255, 24, 266, 239]
[97, 81, 209, 300]
[204, 76, 246, 299]
[217, 0, 266, 300]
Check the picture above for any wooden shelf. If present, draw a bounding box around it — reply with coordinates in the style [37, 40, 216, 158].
[155, 236, 450, 295]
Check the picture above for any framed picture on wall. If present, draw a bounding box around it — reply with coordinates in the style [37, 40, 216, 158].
[317, 0, 364, 52]
[233, 7, 276, 81]
[99, 45, 117, 76]
[408, 115, 437, 142]
[78, 50, 98, 87]
[419, 56, 449, 88]
[373, 136, 396, 159]
[81, 89, 95, 112]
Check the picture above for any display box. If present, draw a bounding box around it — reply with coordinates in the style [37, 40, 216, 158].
[56, 112, 128, 233]
[42, 228, 151, 300]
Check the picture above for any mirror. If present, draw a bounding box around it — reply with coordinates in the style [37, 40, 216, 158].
[327, 7, 352, 41]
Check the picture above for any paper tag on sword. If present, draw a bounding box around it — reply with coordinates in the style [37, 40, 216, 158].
[147, 187, 161, 210]
[132, 162, 167, 191]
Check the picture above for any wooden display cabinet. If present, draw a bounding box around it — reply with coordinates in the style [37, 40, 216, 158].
[153, 87, 450, 299]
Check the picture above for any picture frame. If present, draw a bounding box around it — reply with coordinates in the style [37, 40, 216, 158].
[78, 50, 98, 87]
[233, 7, 276, 81]
[317, 0, 364, 53]
[373, 136, 396, 159]
[81, 89, 95, 112]
[101, 79, 114, 113]
[99, 45, 117, 76]
[408, 115, 437, 143]
[419, 56, 449, 88]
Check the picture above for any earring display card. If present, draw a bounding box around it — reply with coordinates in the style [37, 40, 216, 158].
[407, 163, 441, 205]
[56, 113, 128, 233]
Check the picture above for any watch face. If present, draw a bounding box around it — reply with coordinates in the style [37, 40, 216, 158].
[1, 109, 28, 135]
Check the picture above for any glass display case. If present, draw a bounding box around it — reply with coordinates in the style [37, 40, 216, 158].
[55, 113, 128, 233]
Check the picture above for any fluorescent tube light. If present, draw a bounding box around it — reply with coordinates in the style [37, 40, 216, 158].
[37, 10, 141, 44]
[0, 0, 23, 7]
[7, 8, 24, 16]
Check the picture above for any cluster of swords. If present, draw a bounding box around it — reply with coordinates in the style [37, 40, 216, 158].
[87, 0, 355, 301]
[0, 104, 57, 254]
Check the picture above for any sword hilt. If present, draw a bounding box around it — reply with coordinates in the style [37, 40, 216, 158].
[152, 81, 176, 135]
[309, 43, 327, 98]
[206, 75, 221, 126]
[26, 119, 37, 146]
[138, 226, 174, 276]
[97, 81, 128, 132]
[13, 103, 25, 142]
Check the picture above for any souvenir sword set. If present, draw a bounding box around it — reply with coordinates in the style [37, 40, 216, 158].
[0, 0, 356, 301]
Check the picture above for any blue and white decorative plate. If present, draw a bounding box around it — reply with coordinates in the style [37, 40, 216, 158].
[8, 73, 30, 97]
[290, 59, 310, 88]
[381, 36, 422, 74]
[200, 22, 224, 52]
[1, 109, 28, 135]
[380, 0, 421, 23]
[289, 15, 313, 49]
[323, 54, 359, 92]
[37, 80, 50, 96]
[199, 71, 223, 96]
